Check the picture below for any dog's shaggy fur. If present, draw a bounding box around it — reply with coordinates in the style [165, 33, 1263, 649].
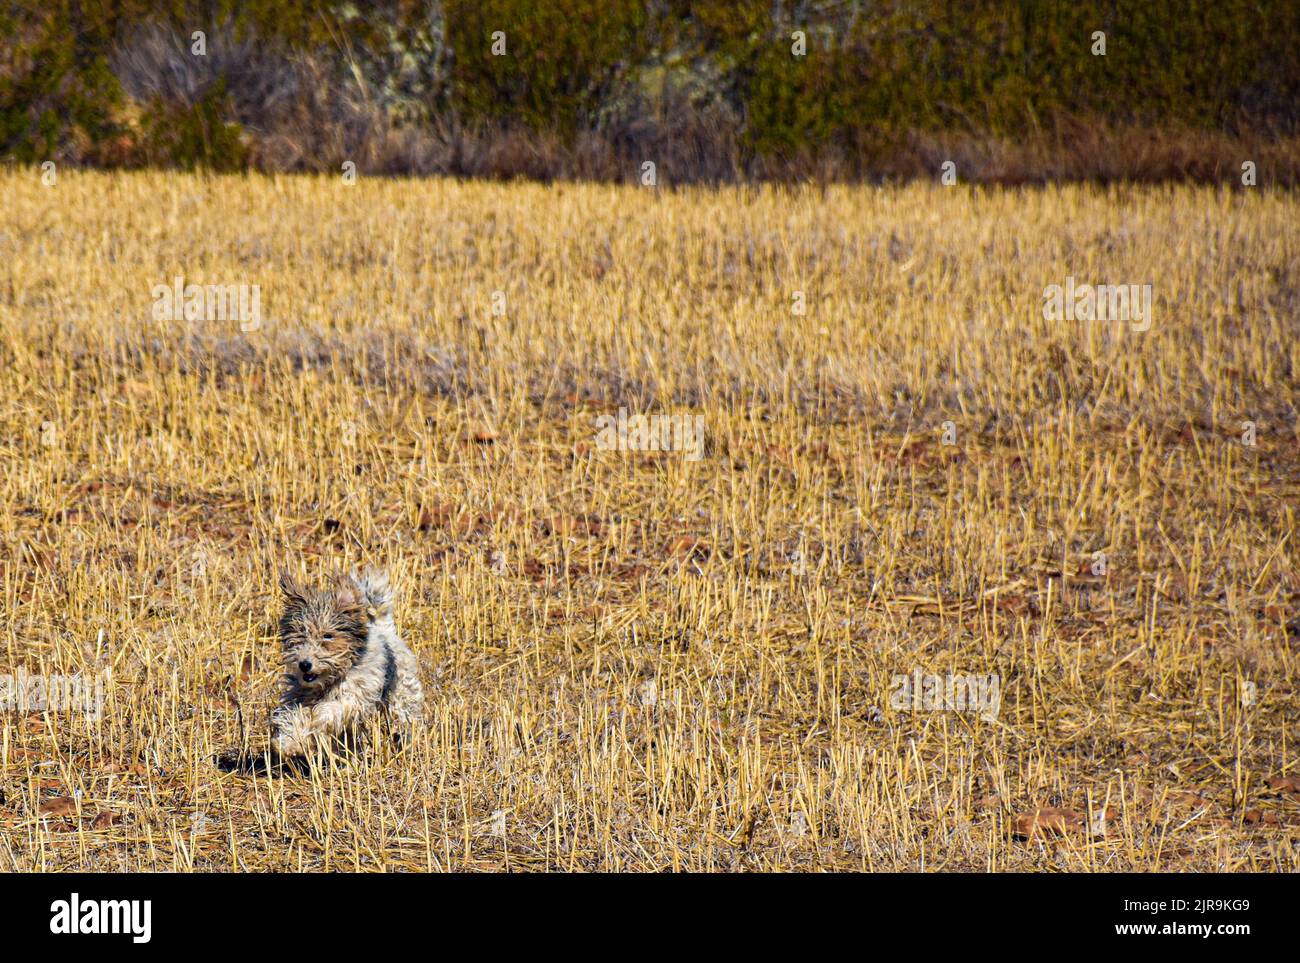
[270, 569, 423, 759]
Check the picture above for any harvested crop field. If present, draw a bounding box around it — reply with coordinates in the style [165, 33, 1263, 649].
[0, 171, 1297, 870]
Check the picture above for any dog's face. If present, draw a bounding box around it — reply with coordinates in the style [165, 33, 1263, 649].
[277, 573, 369, 693]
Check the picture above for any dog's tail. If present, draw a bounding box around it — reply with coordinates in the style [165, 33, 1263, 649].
[351, 568, 395, 620]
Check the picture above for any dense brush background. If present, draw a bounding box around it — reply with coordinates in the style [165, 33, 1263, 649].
[3, 0, 1300, 182]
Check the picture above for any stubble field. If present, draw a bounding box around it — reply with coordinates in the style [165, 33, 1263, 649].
[0, 170, 1297, 871]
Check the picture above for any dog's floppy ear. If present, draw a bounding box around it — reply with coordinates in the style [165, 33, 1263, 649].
[278, 571, 309, 607]
[330, 572, 363, 613]
[336, 585, 363, 613]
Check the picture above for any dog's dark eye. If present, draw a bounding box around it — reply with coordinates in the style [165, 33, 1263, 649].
[323, 632, 334, 640]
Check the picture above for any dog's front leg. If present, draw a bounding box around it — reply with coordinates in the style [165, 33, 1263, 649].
[270, 704, 321, 759]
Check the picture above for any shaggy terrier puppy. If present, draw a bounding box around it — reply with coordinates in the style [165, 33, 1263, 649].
[271, 569, 423, 760]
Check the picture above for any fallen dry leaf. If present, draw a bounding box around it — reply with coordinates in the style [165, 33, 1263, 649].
[418, 503, 478, 536]
[90, 810, 121, 829]
[1242, 808, 1280, 826]
[669, 536, 710, 559]
[542, 516, 603, 538]
[1013, 807, 1083, 839]
[1265, 776, 1299, 796]
[38, 796, 77, 817]
[994, 594, 1030, 616]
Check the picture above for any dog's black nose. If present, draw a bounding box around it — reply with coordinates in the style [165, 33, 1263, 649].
[298, 659, 313, 672]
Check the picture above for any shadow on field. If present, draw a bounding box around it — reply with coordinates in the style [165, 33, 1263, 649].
[214, 750, 310, 778]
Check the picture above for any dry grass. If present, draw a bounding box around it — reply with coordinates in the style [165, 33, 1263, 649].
[0, 170, 1297, 871]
